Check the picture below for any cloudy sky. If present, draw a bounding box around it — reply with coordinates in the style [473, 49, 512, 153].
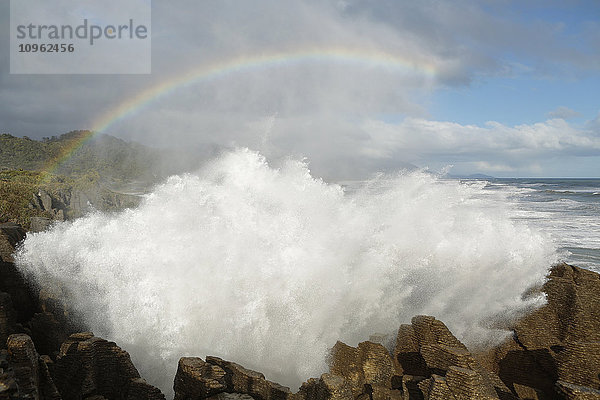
[1, 0, 599, 178]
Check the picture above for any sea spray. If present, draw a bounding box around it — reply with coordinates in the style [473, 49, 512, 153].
[16, 148, 558, 394]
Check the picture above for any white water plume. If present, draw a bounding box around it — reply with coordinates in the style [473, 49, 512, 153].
[16, 149, 558, 394]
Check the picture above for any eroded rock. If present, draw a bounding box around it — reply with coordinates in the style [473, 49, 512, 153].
[297, 374, 354, 400]
[53, 332, 165, 400]
[480, 263, 600, 398]
[329, 340, 397, 399]
[0, 224, 38, 324]
[174, 357, 227, 400]
[205, 356, 294, 400]
[29, 217, 53, 233]
[7, 334, 39, 400]
[0, 293, 16, 348]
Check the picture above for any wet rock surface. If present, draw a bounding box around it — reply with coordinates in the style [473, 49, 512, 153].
[170, 263, 600, 400]
[53, 332, 165, 400]
[478, 263, 600, 399]
[1, 331, 166, 400]
[1, 224, 599, 400]
[28, 188, 140, 225]
[0, 223, 37, 326]
[0, 224, 165, 400]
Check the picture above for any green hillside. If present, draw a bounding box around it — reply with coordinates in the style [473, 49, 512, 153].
[0, 169, 71, 226]
[0, 131, 162, 227]
[0, 130, 221, 227]
[0, 131, 158, 181]
[0, 133, 55, 170]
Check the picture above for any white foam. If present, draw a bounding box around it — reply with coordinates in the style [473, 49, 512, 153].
[16, 149, 558, 395]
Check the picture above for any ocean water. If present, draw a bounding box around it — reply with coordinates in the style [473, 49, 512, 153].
[341, 176, 600, 273]
[15, 150, 563, 394]
[473, 178, 600, 273]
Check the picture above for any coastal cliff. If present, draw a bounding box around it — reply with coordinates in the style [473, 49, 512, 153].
[1, 223, 599, 400]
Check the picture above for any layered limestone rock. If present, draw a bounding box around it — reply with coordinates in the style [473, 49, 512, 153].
[0, 223, 37, 325]
[53, 332, 165, 400]
[2, 332, 164, 400]
[29, 311, 70, 358]
[418, 374, 453, 399]
[328, 340, 399, 399]
[0, 222, 33, 390]
[174, 357, 227, 400]
[171, 279, 600, 400]
[30, 284, 79, 357]
[1, 223, 164, 400]
[0, 347, 19, 400]
[0, 223, 26, 264]
[0, 293, 16, 347]
[479, 263, 600, 399]
[1, 334, 60, 400]
[126, 378, 166, 400]
[0, 223, 80, 356]
[3, 222, 600, 400]
[172, 319, 504, 400]
[173, 356, 293, 400]
[29, 187, 140, 222]
[296, 374, 354, 400]
[206, 356, 294, 400]
[7, 334, 40, 400]
[39, 354, 62, 400]
[393, 316, 509, 400]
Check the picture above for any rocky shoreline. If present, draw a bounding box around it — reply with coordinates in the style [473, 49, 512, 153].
[28, 186, 141, 231]
[1, 222, 599, 400]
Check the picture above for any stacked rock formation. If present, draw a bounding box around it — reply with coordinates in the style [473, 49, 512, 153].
[170, 316, 507, 400]
[174, 357, 294, 400]
[2, 222, 600, 400]
[52, 332, 164, 400]
[27, 188, 140, 227]
[478, 263, 600, 399]
[1, 331, 165, 400]
[0, 223, 165, 400]
[171, 263, 600, 400]
[393, 315, 509, 400]
[0, 223, 36, 324]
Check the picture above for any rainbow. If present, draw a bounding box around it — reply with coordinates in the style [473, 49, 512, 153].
[43, 47, 439, 175]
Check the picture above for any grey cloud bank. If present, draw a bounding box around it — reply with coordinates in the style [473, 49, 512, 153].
[547, 106, 583, 120]
[1, 0, 599, 178]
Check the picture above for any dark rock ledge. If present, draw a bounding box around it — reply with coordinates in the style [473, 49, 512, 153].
[1, 223, 600, 400]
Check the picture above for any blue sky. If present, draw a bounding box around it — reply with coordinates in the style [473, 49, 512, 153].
[1, 0, 599, 178]
[429, 1, 599, 127]
[431, 74, 600, 126]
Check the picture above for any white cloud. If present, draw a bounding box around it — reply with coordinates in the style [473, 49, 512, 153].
[472, 161, 516, 173]
[353, 117, 600, 176]
[1, 0, 599, 177]
[114, 106, 600, 178]
[547, 106, 582, 120]
[364, 117, 600, 155]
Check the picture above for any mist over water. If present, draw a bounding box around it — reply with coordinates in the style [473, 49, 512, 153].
[16, 149, 558, 394]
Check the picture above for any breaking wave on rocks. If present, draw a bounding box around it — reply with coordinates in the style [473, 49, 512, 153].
[16, 149, 558, 393]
